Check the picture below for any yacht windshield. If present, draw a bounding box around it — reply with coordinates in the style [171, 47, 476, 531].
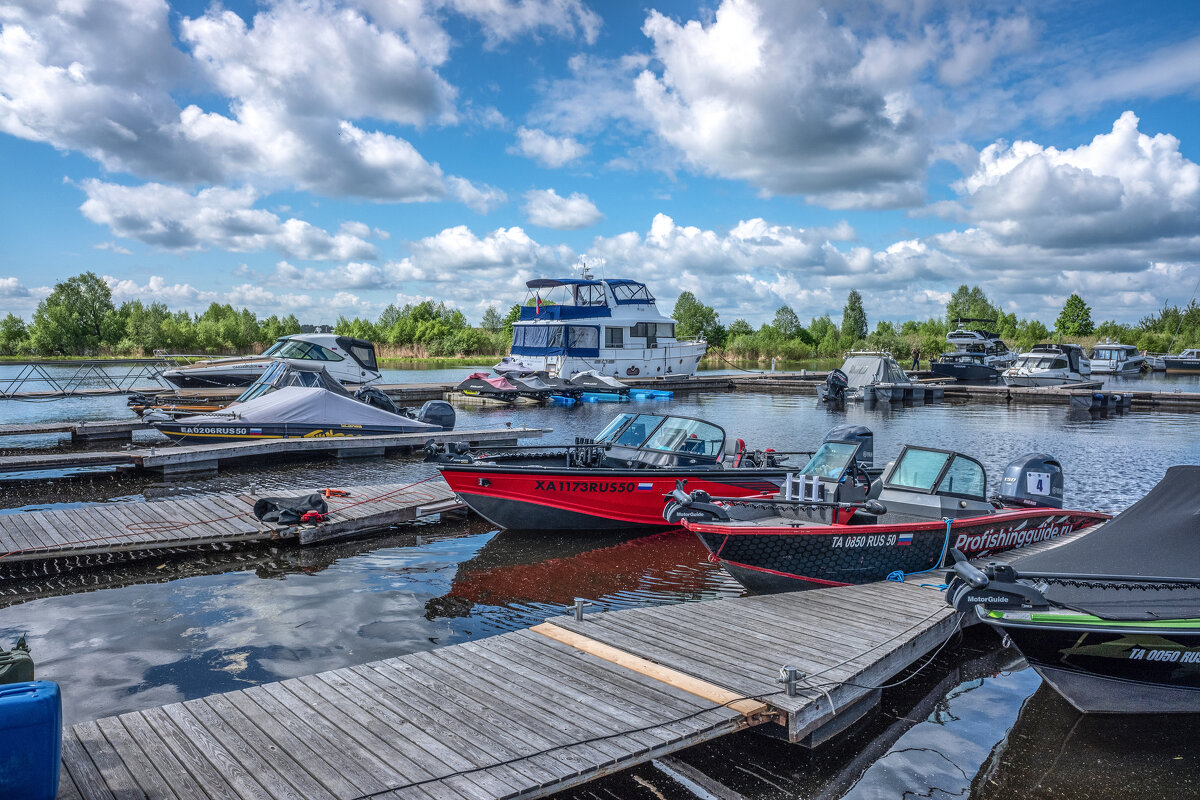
[887, 448, 952, 492]
[262, 339, 344, 362]
[799, 442, 858, 480]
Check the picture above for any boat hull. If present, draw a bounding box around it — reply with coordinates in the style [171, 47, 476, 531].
[1003, 373, 1094, 387]
[439, 465, 787, 531]
[156, 422, 433, 444]
[1164, 357, 1200, 374]
[929, 361, 1003, 383]
[984, 616, 1200, 713]
[685, 509, 1108, 593]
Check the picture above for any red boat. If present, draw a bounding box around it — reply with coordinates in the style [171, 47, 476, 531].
[428, 412, 805, 531]
[665, 443, 1109, 593]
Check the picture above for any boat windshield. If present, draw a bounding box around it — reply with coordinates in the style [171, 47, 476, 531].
[798, 442, 858, 480]
[262, 339, 344, 362]
[611, 415, 665, 447]
[643, 417, 724, 456]
[886, 447, 987, 498]
[887, 448, 951, 491]
[594, 413, 636, 443]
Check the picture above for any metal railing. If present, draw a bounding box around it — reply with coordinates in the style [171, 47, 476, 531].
[0, 357, 176, 398]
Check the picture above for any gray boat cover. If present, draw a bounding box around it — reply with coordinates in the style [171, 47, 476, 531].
[179, 386, 442, 430]
[840, 354, 911, 388]
[1013, 465, 1200, 620]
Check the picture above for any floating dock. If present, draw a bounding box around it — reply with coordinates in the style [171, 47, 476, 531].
[53, 523, 1101, 799]
[0, 427, 546, 476]
[0, 480, 462, 570]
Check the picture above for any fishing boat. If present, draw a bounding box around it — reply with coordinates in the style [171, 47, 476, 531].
[1002, 343, 1097, 387]
[161, 334, 381, 388]
[426, 412, 829, 531]
[946, 465, 1200, 714]
[930, 319, 1017, 383]
[666, 442, 1108, 593]
[509, 273, 707, 379]
[1088, 338, 1145, 374]
[1163, 348, 1200, 373]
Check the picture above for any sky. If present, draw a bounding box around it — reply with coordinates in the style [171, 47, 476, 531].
[1, 0, 1198, 329]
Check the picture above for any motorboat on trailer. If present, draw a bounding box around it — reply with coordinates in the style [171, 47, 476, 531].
[1088, 338, 1146, 374]
[161, 334, 382, 388]
[930, 319, 1017, 383]
[154, 361, 454, 444]
[947, 465, 1200, 714]
[1002, 343, 1097, 387]
[426, 412, 817, 531]
[817, 352, 917, 405]
[1164, 348, 1200, 373]
[665, 441, 1108, 593]
[509, 273, 707, 380]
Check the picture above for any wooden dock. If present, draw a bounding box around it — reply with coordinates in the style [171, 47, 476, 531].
[0, 427, 546, 476]
[0, 480, 463, 568]
[0, 419, 151, 442]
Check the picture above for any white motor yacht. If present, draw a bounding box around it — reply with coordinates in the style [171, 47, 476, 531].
[1003, 343, 1097, 387]
[161, 334, 382, 388]
[1089, 338, 1146, 374]
[509, 274, 707, 379]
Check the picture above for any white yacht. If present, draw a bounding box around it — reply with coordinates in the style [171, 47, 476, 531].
[1002, 343, 1097, 387]
[161, 334, 381, 388]
[508, 276, 707, 378]
[929, 319, 1017, 382]
[1089, 338, 1146, 374]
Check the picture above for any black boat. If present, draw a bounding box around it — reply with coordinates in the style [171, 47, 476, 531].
[947, 465, 1200, 713]
[930, 319, 1016, 383]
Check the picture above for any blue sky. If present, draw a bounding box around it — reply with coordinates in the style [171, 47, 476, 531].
[1, 0, 1198, 328]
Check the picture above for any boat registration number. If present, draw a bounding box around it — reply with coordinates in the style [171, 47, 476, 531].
[832, 535, 898, 548]
[535, 480, 638, 493]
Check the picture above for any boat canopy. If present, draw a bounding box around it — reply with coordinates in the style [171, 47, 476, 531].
[181, 386, 442, 430]
[1013, 465, 1200, 619]
[519, 277, 653, 320]
[235, 361, 350, 403]
[511, 324, 600, 358]
[840, 354, 911, 388]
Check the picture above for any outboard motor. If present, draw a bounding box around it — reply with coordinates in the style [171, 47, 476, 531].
[822, 368, 848, 406]
[416, 400, 456, 431]
[823, 424, 873, 468]
[998, 453, 1064, 509]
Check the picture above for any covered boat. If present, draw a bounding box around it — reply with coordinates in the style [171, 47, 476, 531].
[155, 383, 453, 444]
[668, 442, 1108, 593]
[817, 352, 916, 404]
[428, 412, 812, 531]
[947, 466, 1200, 714]
[161, 334, 381, 388]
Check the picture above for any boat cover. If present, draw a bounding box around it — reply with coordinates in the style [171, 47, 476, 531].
[178, 386, 442, 430]
[460, 372, 517, 390]
[840, 355, 911, 388]
[1013, 465, 1200, 619]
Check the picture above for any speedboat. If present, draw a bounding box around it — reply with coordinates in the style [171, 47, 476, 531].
[930, 320, 1017, 383]
[426, 412, 823, 531]
[817, 352, 915, 404]
[1164, 348, 1200, 373]
[161, 334, 381, 388]
[1002, 343, 1097, 387]
[154, 362, 453, 443]
[1089, 338, 1145, 374]
[947, 465, 1200, 714]
[666, 442, 1108, 593]
[509, 271, 707, 380]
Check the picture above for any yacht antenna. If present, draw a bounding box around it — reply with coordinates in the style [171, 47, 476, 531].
[577, 255, 604, 281]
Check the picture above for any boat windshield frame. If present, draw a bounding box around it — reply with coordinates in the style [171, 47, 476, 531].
[798, 441, 858, 480]
[262, 338, 345, 362]
[883, 445, 988, 500]
[593, 412, 726, 459]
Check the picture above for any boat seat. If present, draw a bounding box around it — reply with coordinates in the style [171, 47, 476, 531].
[867, 477, 883, 500]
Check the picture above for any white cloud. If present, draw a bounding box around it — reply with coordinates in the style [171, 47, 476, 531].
[0, 276, 32, 298]
[94, 241, 133, 255]
[510, 127, 589, 167]
[79, 180, 380, 260]
[442, 0, 601, 46]
[522, 189, 603, 229]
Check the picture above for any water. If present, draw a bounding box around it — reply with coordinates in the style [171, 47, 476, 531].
[1, 374, 1200, 798]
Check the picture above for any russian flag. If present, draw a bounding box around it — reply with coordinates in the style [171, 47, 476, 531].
[637, 482, 653, 490]
[897, 533, 913, 546]
[249, 428, 262, 435]
[535, 293, 542, 314]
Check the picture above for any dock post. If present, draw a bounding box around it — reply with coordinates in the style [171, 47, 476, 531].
[780, 665, 803, 697]
[573, 598, 593, 621]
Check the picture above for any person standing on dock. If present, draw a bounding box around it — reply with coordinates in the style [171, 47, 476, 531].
[911, 345, 920, 370]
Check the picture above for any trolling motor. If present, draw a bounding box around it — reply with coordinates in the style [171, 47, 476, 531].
[662, 479, 887, 525]
[944, 549, 1050, 613]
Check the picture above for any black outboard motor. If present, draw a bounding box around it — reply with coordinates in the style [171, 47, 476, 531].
[416, 400, 456, 431]
[823, 424, 873, 468]
[822, 368, 848, 406]
[998, 453, 1064, 508]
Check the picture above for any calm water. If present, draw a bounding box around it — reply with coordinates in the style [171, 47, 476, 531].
[1, 373, 1200, 799]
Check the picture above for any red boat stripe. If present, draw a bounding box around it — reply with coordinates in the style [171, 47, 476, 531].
[717, 558, 851, 587]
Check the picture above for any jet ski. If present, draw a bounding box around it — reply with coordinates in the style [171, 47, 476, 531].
[567, 369, 629, 396]
[494, 357, 581, 398]
[456, 372, 521, 402]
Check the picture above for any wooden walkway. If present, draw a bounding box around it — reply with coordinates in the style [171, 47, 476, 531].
[0, 427, 545, 476]
[0, 480, 461, 566]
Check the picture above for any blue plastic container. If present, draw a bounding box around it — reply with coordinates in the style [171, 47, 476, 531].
[580, 393, 629, 403]
[0, 681, 61, 800]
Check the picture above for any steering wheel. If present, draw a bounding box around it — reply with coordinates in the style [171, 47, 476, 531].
[851, 461, 871, 488]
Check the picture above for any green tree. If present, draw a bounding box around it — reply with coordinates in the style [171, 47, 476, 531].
[480, 305, 504, 332]
[501, 304, 522, 340]
[1055, 293, 1095, 336]
[0, 314, 28, 355]
[772, 305, 801, 338]
[945, 285, 1000, 325]
[672, 291, 724, 344]
[840, 290, 868, 343]
[727, 319, 753, 338]
[29, 271, 115, 354]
